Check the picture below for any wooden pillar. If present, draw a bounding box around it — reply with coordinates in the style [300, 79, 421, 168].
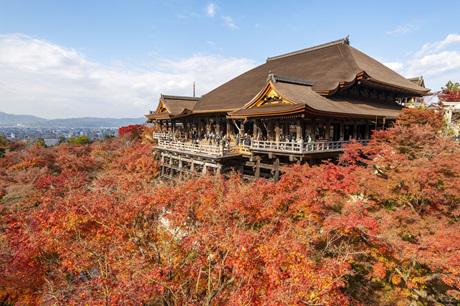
[240, 121, 245, 137]
[266, 120, 273, 140]
[283, 120, 288, 138]
[275, 121, 281, 143]
[206, 120, 211, 134]
[253, 120, 258, 139]
[353, 120, 358, 139]
[273, 158, 280, 181]
[215, 119, 221, 136]
[312, 119, 317, 141]
[202, 164, 207, 176]
[197, 120, 202, 138]
[325, 120, 331, 140]
[365, 123, 370, 139]
[255, 156, 261, 179]
[340, 120, 344, 140]
[178, 157, 183, 180]
[296, 119, 302, 141]
[226, 120, 232, 137]
[160, 154, 165, 177]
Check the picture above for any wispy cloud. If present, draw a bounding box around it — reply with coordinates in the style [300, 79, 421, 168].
[383, 33, 460, 91]
[386, 24, 416, 36]
[222, 16, 238, 29]
[0, 34, 256, 118]
[206, 2, 217, 17]
[415, 33, 460, 57]
[204, 3, 238, 30]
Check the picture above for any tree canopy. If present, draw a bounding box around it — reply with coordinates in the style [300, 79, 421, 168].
[0, 109, 459, 305]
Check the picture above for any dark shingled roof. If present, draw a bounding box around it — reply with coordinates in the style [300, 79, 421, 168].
[146, 95, 199, 120]
[160, 95, 199, 115]
[407, 76, 426, 88]
[228, 76, 402, 119]
[195, 37, 429, 113]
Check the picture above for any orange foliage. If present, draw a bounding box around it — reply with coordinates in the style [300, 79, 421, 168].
[0, 109, 459, 305]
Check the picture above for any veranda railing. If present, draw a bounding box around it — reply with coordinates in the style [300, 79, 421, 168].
[251, 139, 369, 154]
[157, 140, 230, 157]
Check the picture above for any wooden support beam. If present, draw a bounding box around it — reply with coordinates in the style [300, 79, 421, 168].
[202, 164, 207, 175]
[275, 121, 281, 143]
[254, 156, 261, 178]
[340, 120, 344, 140]
[273, 158, 280, 181]
[215, 119, 221, 136]
[226, 120, 232, 137]
[178, 156, 183, 180]
[325, 119, 331, 140]
[353, 120, 358, 139]
[296, 119, 302, 141]
[266, 120, 273, 141]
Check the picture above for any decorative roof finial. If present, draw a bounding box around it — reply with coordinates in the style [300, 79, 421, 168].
[267, 70, 275, 82]
[344, 35, 350, 45]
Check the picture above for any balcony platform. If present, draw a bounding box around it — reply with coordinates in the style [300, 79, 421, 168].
[156, 140, 242, 160]
[153, 133, 369, 180]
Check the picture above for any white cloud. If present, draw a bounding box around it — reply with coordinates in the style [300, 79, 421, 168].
[386, 24, 416, 36]
[415, 33, 460, 57]
[204, 3, 238, 30]
[383, 61, 404, 72]
[206, 3, 217, 17]
[222, 16, 238, 29]
[0, 34, 255, 118]
[383, 34, 460, 91]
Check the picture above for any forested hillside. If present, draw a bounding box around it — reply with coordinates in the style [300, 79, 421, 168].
[0, 109, 459, 305]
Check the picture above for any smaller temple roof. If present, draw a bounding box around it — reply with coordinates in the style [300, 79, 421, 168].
[146, 94, 199, 120]
[228, 74, 402, 119]
[407, 76, 426, 88]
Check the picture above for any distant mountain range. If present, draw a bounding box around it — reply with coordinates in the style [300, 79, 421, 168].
[0, 112, 145, 128]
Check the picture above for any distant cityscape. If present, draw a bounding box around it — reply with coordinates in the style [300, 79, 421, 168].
[0, 111, 146, 145]
[0, 126, 118, 146]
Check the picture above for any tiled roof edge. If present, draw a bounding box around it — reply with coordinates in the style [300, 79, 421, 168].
[266, 35, 350, 62]
[268, 73, 314, 86]
[161, 94, 200, 101]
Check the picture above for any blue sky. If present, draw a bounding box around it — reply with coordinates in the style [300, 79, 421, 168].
[1, 0, 459, 118]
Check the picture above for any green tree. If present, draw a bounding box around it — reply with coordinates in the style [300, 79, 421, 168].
[443, 80, 460, 92]
[67, 135, 90, 145]
[0, 135, 8, 157]
[35, 138, 46, 147]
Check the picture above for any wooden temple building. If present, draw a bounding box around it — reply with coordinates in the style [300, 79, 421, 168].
[146, 37, 430, 180]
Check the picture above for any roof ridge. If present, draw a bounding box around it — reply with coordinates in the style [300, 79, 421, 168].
[268, 73, 314, 86]
[266, 35, 350, 62]
[407, 76, 424, 81]
[161, 94, 200, 100]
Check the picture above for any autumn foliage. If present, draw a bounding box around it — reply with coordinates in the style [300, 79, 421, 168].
[1, 109, 459, 305]
[118, 124, 144, 139]
[438, 80, 460, 102]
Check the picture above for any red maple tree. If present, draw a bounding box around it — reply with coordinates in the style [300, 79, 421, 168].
[0, 109, 459, 305]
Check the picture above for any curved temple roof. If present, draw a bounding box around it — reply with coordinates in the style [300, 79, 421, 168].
[194, 37, 429, 113]
[146, 95, 199, 120]
[228, 74, 402, 119]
